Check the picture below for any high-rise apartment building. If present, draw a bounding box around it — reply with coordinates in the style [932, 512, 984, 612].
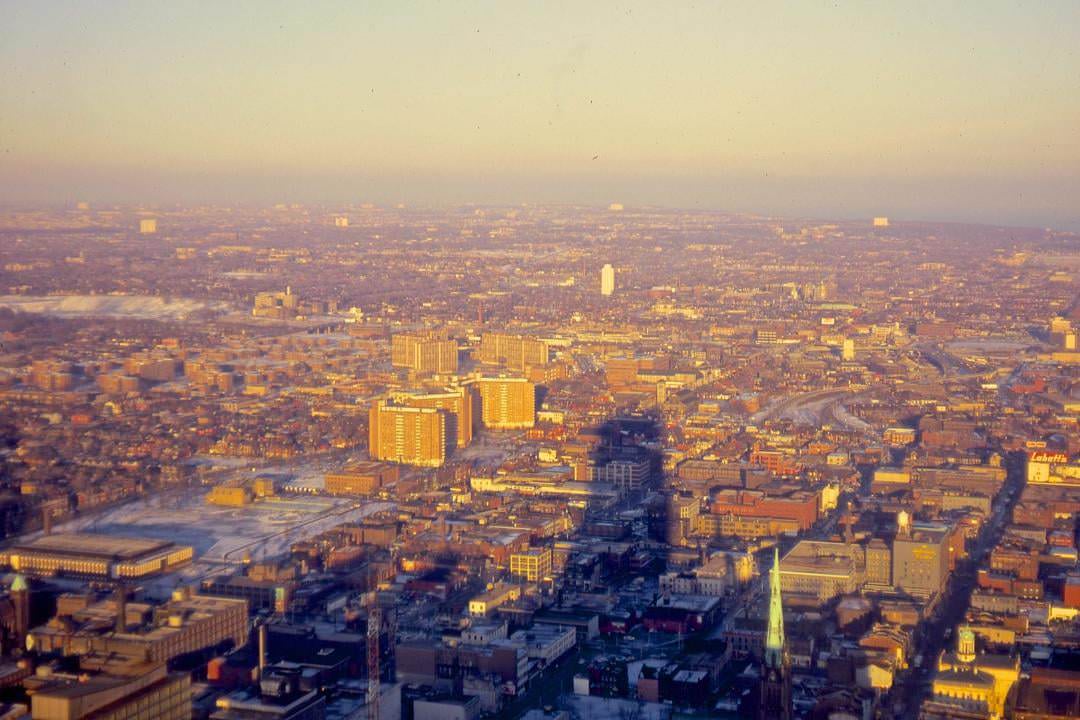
[475, 377, 536, 429]
[479, 333, 550, 371]
[390, 385, 476, 448]
[368, 400, 448, 467]
[600, 263, 615, 296]
[391, 333, 458, 374]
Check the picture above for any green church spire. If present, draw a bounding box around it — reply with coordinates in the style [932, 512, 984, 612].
[765, 545, 785, 667]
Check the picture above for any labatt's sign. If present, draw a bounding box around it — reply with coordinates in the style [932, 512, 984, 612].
[1027, 451, 1078, 485]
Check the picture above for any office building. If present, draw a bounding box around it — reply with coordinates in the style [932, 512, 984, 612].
[891, 514, 951, 599]
[139, 218, 157, 234]
[475, 377, 536, 429]
[369, 400, 449, 467]
[600, 264, 615, 296]
[587, 451, 652, 494]
[509, 547, 552, 582]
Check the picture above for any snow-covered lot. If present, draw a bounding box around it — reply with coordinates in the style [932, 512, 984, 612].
[0, 294, 231, 320]
[47, 488, 392, 591]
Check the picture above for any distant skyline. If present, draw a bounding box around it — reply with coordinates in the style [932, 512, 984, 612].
[2, 1, 1079, 229]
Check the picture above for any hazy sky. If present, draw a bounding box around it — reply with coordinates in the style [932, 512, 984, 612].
[2, 1, 1079, 228]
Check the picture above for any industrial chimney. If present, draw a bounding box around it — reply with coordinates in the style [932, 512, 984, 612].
[258, 623, 268, 678]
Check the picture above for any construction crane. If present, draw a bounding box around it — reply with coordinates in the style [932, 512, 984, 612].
[366, 594, 381, 720]
[385, 544, 397, 684]
[365, 545, 398, 720]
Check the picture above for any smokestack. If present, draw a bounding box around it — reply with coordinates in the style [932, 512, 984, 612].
[114, 584, 126, 634]
[452, 653, 463, 697]
[258, 623, 268, 677]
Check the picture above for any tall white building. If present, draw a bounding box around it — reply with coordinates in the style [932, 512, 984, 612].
[600, 263, 615, 296]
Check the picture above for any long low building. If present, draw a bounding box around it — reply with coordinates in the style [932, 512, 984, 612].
[29, 589, 248, 664]
[0, 533, 194, 581]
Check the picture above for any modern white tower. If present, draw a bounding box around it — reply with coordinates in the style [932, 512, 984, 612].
[600, 263, 615, 296]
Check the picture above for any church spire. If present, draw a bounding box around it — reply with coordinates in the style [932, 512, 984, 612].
[759, 545, 792, 720]
[765, 545, 786, 667]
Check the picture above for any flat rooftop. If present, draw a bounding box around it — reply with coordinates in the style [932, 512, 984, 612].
[11, 533, 174, 560]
